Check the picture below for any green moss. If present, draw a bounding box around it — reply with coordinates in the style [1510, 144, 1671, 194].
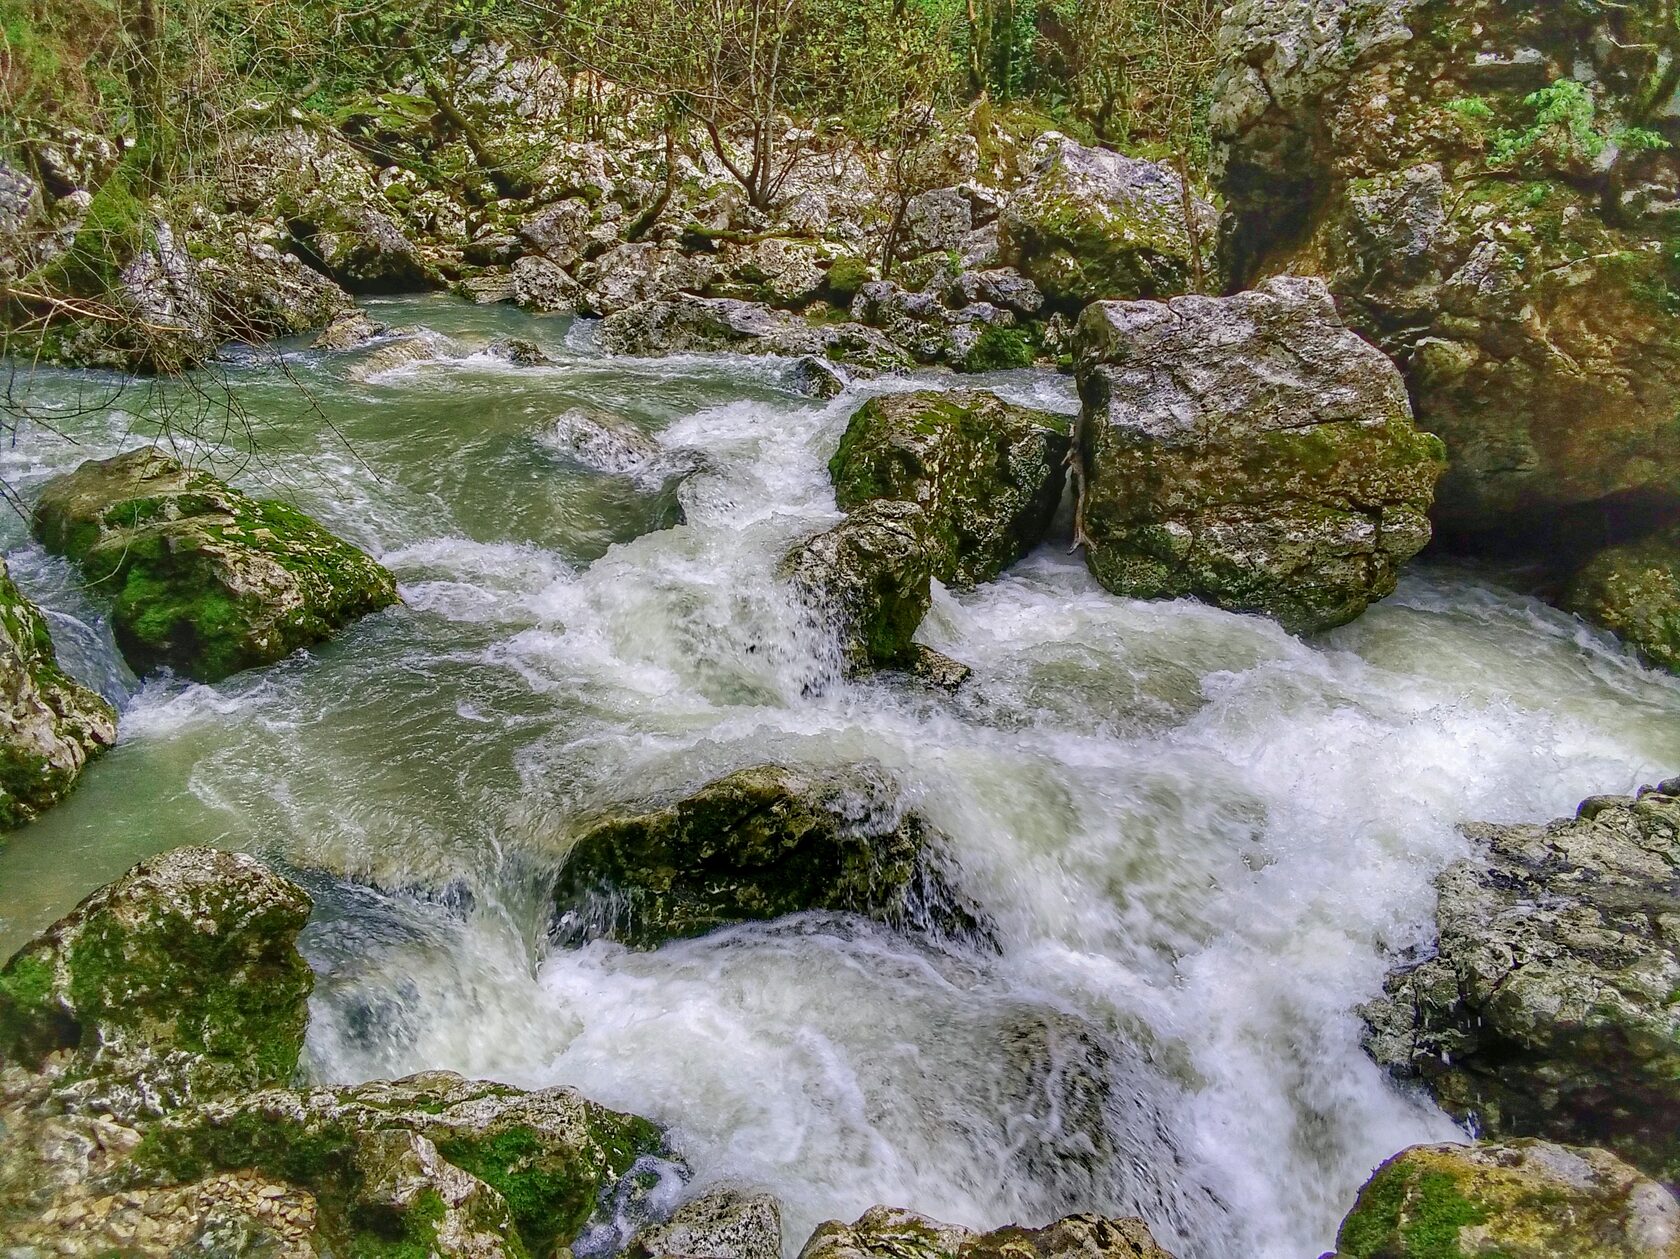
[964, 324, 1035, 371]
[1339, 1161, 1487, 1259]
[825, 255, 872, 299]
[346, 1187, 449, 1259]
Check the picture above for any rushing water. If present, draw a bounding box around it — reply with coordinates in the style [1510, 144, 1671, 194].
[2, 296, 1677, 1258]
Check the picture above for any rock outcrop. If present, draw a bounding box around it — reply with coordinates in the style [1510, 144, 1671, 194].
[1072, 275, 1446, 633]
[33, 448, 399, 682]
[1362, 780, 1680, 1181]
[0, 847, 313, 1103]
[1332, 1140, 1680, 1259]
[552, 764, 977, 949]
[999, 138, 1215, 309]
[783, 500, 936, 671]
[1210, 0, 1680, 554]
[798, 1207, 1174, 1259]
[1564, 529, 1680, 675]
[829, 391, 1069, 587]
[0, 558, 116, 828]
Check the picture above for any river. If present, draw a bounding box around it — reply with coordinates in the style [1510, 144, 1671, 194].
[2, 296, 1677, 1258]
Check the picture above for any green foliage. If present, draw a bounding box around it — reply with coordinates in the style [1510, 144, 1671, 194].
[1476, 78, 1673, 168]
[965, 324, 1035, 370]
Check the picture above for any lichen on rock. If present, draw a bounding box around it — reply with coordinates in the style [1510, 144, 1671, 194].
[0, 846, 313, 1105]
[1333, 1140, 1680, 1259]
[0, 557, 116, 829]
[1073, 275, 1445, 633]
[1361, 780, 1680, 1182]
[33, 447, 399, 682]
[797, 1207, 1175, 1259]
[829, 390, 1069, 588]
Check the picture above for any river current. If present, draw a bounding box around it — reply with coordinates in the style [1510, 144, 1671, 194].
[2, 297, 1677, 1258]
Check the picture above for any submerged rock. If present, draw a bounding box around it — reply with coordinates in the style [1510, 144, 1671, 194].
[1210, 0, 1680, 551]
[33, 448, 399, 682]
[0, 558, 116, 828]
[136, 1071, 662, 1257]
[1332, 1140, 1680, 1259]
[1564, 528, 1680, 674]
[549, 406, 669, 486]
[600, 295, 909, 371]
[784, 500, 934, 671]
[552, 764, 976, 948]
[1361, 781, 1680, 1181]
[486, 334, 553, 366]
[999, 139, 1215, 308]
[0, 846, 312, 1104]
[633, 1186, 782, 1259]
[797, 1207, 1174, 1259]
[829, 390, 1069, 587]
[310, 308, 386, 351]
[1073, 275, 1446, 633]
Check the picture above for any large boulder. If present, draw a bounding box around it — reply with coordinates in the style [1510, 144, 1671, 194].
[134, 1072, 662, 1257]
[783, 500, 934, 671]
[0, 558, 116, 828]
[33, 448, 399, 682]
[1072, 275, 1446, 633]
[829, 391, 1069, 586]
[1332, 1141, 1680, 1259]
[552, 763, 975, 948]
[601, 295, 909, 371]
[1210, 0, 1680, 552]
[1563, 528, 1680, 674]
[999, 139, 1215, 309]
[1362, 780, 1680, 1181]
[797, 1208, 1174, 1259]
[0, 847, 312, 1103]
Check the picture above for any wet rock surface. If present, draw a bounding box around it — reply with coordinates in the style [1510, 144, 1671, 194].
[1564, 528, 1680, 675]
[798, 1207, 1175, 1259]
[553, 763, 978, 948]
[1362, 780, 1680, 1181]
[33, 448, 399, 682]
[633, 1186, 783, 1259]
[1073, 275, 1445, 633]
[1331, 1140, 1680, 1259]
[829, 390, 1069, 587]
[0, 558, 116, 829]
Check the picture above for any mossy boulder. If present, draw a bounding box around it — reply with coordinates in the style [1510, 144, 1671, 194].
[783, 500, 935, 671]
[829, 391, 1069, 587]
[0, 846, 313, 1103]
[1563, 528, 1680, 674]
[135, 1071, 663, 1256]
[1073, 275, 1446, 633]
[1361, 780, 1680, 1182]
[1333, 1140, 1680, 1259]
[797, 1208, 1174, 1259]
[553, 764, 979, 949]
[33, 447, 399, 682]
[1211, 0, 1680, 554]
[0, 556, 116, 828]
[998, 139, 1215, 309]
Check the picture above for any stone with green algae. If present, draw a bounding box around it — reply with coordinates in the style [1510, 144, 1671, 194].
[1333, 1140, 1680, 1258]
[552, 763, 980, 949]
[1564, 529, 1680, 675]
[33, 447, 399, 683]
[0, 845, 313, 1103]
[0, 555, 116, 829]
[828, 390, 1069, 589]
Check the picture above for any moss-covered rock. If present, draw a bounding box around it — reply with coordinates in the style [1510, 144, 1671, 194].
[1563, 528, 1680, 674]
[829, 391, 1069, 587]
[135, 1072, 662, 1256]
[33, 447, 399, 682]
[1333, 1140, 1680, 1259]
[1361, 780, 1680, 1182]
[553, 763, 979, 948]
[797, 1207, 1174, 1259]
[0, 556, 116, 829]
[783, 500, 935, 671]
[999, 139, 1215, 309]
[1211, 0, 1680, 553]
[0, 846, 313, 1102]
[1073, 275, 1446, 633]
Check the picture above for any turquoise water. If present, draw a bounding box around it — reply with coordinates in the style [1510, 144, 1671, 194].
[3, 295, 1677, 1258]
